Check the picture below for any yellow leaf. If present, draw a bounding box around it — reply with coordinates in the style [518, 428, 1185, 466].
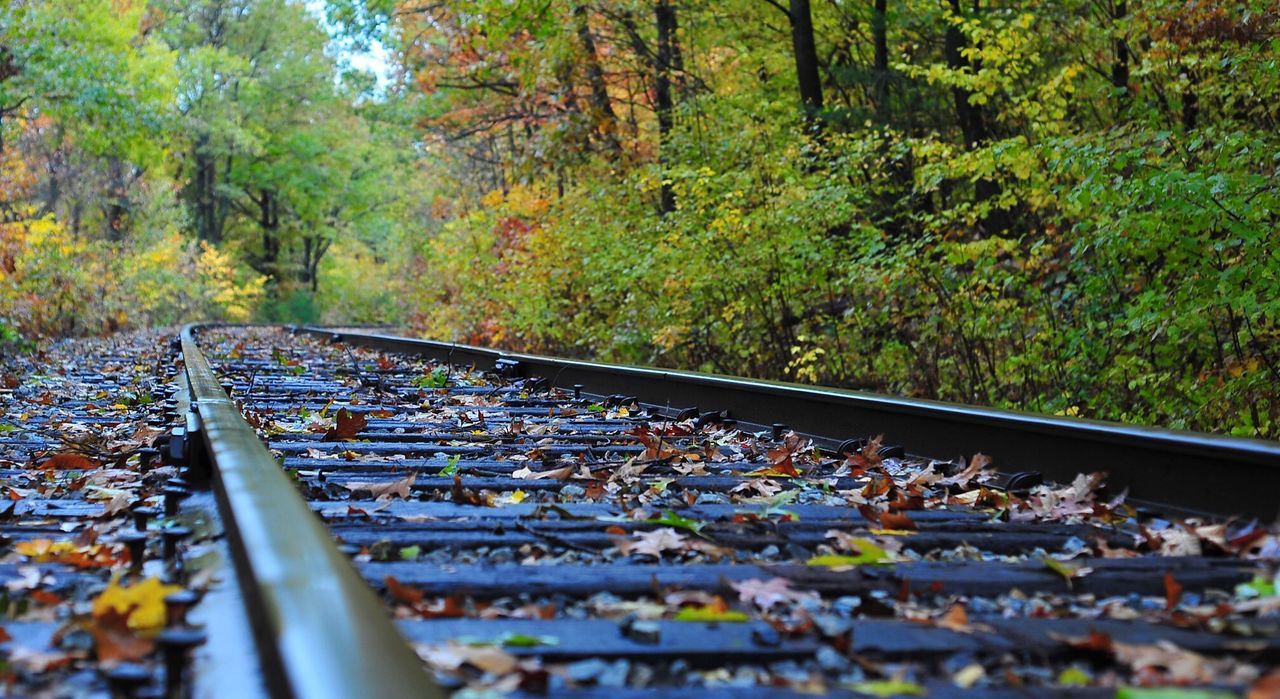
[92, 577, 182, 631]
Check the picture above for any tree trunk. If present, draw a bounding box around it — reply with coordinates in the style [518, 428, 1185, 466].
[945, 0, 1008, 235]
[654, 0, 677, 215]
[258, 188, 280, 279]
[105, 157, 127, 243]
[193, 133, 220, 244]
[573, 3, 624, 157]
[873, 0, 889, 121]
[787, 0, 824, 131]
[1111, 0, 1130, 100]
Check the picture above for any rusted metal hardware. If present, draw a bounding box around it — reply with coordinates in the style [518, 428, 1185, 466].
[181, 324, 440, 699]
[299, 326, 1280, 519]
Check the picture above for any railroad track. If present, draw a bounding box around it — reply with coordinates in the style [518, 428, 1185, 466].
[168, 323, 1280, 698]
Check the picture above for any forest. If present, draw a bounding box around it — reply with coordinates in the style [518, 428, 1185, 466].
[1, 0, 1276, 437]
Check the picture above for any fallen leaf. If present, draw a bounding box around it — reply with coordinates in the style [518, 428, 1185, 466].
[41, 453, 99, 470]
[92, 576, 183, 631]
[647, 510, 705, 534]
[847, 679, 925, 697]
[1043, 556, 1093, 588]
[344, 473, 416, 500]
[673, 596, 749, 622]
[935, 603, 971, 632]
[511, 465, 574, 480]
[415, 642, 519, 675]
[1165, 573, 1183, 610]
[7, 647, 72, 672]
[89, 607, 155, 662]
[878, 511, 918, 531]
[385, 576, 424, 605]
[1249, 670, 1280, 699]
[942, 453, 991, 489]
[730, 577, 819, 610]
[323, 409, 367, 441]
[615, 528, 688, 558]
[953, 663, 985, 688]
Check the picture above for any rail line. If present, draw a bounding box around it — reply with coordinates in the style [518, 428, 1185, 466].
[178, 323, 1279, 697]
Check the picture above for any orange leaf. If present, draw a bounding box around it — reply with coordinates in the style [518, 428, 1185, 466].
[42, 453, 99, 470]
[89, 608, 155, 663]
[879, 512, 918, 531]
[1164, 573, 1183, 610]
[385, 576, 424, 605]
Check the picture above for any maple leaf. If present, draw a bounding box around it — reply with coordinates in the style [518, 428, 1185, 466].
[730, 577, 819, 610]
[631, 427, 685, 462]
[731, 478, 783, 499]
[89, 607, 155, 662]
[323, 409, 367, 441]
[615, 527, 688, 558]
[93, 576, 183, 631]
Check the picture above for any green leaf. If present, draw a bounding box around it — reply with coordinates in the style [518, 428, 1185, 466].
[1115, 689, 1236, 699]
[673, 606, 749, 622]
[399, 545, 421, 560]
[806, 539, 890, 567]
[649, 509, 704, 534]
[847, 679, 926, 696]
[456, 633, 559, 647]
[1056, 667, 1090, 686]
[439, 454, 462, 477]
[1234, 574, 1277, 599]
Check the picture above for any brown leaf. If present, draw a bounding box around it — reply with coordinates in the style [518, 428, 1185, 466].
[934, 603, 972, 632]
[419, 596, 467, 619]
[942, 453, 991, 489]
[42, 453, 99, 470]
[385, 576, 424, 605]
[1249, 670, 1280, 699]
[879, 511, 918, 531]
[323, 409, 367, 442]
[450, 474, 487, 506]
[344, 473, 416, 500]
[1164, 573, 1184, 610]
[89, 608, 155, 663]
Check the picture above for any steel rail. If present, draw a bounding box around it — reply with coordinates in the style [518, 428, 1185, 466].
[300, 326, 1280, 520]
[181, 324, 440, 699]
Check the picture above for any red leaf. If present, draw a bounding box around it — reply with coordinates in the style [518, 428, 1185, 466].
[41, 453, 99, 470]
[323, 409, 367, 442]
[1164, 573, 1183, 610]
[385, 576, 424, 605]
[879, 512, 918, 531]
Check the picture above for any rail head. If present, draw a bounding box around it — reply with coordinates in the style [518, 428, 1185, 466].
[303, 326, 1280, 520]
[181, 324, 439, 699]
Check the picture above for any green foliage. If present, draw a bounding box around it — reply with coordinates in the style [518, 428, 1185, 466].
[390, 0, 1280, 438]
